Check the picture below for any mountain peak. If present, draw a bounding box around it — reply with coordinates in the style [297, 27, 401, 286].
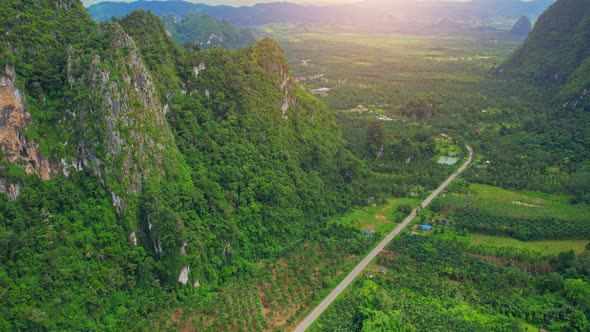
[500, 0, 590, 81]
[498, 0, 590, 108]
[510, 16, 532, 35]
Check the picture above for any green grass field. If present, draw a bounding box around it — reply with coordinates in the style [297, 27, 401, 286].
[334, 197, 421, 234]
[442, 183, 590, 221]
[470, 234, 589, 255]
[435, 138, 462, 156]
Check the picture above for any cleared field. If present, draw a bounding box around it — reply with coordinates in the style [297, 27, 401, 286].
[440, 183, 590, 221]
[470, 234, 589, 255]
[334, 197, 421, 234]
[435, 138, 462, 156]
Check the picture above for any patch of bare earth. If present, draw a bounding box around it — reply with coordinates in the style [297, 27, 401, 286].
[374, 214, 389, 222]
[376, 250, 400, 268]
[449, 278, 462, 285]
[512, 201, 542, 208]
[169, 309, 212, 332]
[380, 249, 400, 259]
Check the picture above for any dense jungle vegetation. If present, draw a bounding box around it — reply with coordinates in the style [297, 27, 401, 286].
[314, 232, 590, 331]
[1, 0, 589, 330]
[265, 3, 590, 203]
[0, 2, 386, 330]
[161, 13, 257, 50]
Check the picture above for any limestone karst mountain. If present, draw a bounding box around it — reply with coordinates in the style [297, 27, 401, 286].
[0, 1, 367, 329]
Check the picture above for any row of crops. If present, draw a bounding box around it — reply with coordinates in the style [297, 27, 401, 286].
[453, 212, 590, 240]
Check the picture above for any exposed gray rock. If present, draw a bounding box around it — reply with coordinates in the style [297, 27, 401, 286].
[129, 231, 137, 246]
[0, 178, 20, 201]
[193, 61, 206, 77]
[178, 266, 189, 285]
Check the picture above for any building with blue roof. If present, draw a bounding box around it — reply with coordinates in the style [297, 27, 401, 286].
[419, 224, 433, 231]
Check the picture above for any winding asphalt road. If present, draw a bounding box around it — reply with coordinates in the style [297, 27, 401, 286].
[293, 145, 474, 332]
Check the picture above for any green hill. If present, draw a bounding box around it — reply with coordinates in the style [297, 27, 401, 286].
[478, 0, 590, 204]
[498, 0, 590, 126]
[89, 1, 256, 50]
[509, 16, 532, 35]
[500, 0, 590, 89]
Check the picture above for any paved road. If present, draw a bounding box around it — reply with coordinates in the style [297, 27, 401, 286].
[293, 145, 474, 332]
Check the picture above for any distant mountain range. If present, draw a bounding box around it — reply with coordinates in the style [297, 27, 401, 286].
[88, 0, 555, 32]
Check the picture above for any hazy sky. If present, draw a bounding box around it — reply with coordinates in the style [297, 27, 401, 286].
[81, 0, 365, 7]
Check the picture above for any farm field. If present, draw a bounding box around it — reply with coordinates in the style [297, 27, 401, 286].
[258, 22, 590, 332]
[469, 234, 589, 255]
[436, 183, 590, 221]
[165, 196, 431, 331]
[164, 222, 379, 331]
[260, 24, 523, 115]
[334, 197, 422, 234]
[312, 231, 590, 332]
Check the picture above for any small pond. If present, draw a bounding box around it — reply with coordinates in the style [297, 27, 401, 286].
[437, 156, 459, 165]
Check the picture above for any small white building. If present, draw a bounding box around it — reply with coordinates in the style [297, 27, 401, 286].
[311, 87, 330, 94]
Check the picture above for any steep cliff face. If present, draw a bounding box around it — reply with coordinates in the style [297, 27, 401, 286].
[0, 4, 191, 210]
[0, 0, 98, 193]
[68, 23, 191, 207]
[1, 1, 194, 282]
[249, 39, 297, 116]
[0, 65, 51, 181]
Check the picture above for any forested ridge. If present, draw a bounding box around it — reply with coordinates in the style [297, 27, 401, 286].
[162, 13, 257, 50]
[0, 2, 377, 329]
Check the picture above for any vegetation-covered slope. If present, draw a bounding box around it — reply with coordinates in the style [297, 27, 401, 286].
[500, 0, 590, 84]
[0, 2, 371, 329]
[90, 2, 256, 50]
[471, 0, 590, 203]
[162, 13, 256, 50]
